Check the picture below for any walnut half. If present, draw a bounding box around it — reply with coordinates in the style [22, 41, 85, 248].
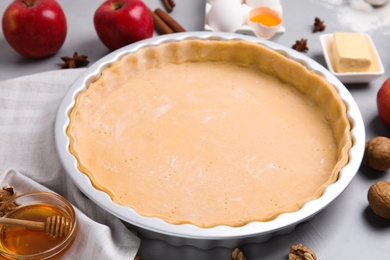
[289, 244, 317, 260]
[0, 185, 17, 217]
[231, 248, 246, 260]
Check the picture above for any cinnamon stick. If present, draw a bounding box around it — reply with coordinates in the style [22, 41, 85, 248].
[151, 10, 174, 35]
[163, 0, 173, 12]
[168, 0, 176, 8]
[154, 8, 186, 33]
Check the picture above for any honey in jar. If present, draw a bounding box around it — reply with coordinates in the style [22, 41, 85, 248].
[0, 204, 69, 255]
[0, 192, 77, 260]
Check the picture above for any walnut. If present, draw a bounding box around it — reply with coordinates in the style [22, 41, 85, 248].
[2, 185, 14, 195]
[289, 244, 317, 260]
[367, 181, 390, 219]
[363, 136, 390, 171]
[231, 248, 246, 260]
[0, 185, 17, 217]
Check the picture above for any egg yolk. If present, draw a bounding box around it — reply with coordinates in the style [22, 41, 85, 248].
[250, 13, 281, 27]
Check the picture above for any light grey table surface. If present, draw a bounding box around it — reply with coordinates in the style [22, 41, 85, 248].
[0, 0, 389, 259]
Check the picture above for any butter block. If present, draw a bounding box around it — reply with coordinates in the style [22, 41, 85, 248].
[332, 32, 372, 73]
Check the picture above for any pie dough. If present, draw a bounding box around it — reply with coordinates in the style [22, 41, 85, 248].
[67, 39, 352, 227]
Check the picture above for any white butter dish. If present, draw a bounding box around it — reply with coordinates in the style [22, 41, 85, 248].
[320, 33, 385, 84]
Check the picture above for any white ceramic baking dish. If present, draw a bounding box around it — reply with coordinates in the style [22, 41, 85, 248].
[55, 32, 365, 249]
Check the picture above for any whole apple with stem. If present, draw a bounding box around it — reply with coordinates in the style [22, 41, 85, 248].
[377, 77, 390, 127]
[2, 0, 67, 58]
[94, 0, 154, 51]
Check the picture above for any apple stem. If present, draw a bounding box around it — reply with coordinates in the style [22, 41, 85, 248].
[112, 2, 124, 10]
[22, 0, 34, 7]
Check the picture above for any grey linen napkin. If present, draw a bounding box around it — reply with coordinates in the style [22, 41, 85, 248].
[0, 69, 140, 259]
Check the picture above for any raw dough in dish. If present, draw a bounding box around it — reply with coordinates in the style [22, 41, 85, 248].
[67, 39, 351, 228]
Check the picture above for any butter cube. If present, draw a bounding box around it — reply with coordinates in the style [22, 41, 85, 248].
[332, 32, 372, 73]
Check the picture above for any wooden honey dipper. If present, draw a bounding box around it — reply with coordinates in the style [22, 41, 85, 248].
[0, 215, 72, 238]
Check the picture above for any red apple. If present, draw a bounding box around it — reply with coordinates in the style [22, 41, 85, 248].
[377, 77, 390, 127]
[94, 0, 153, 51]
[1, 0, 67, 58]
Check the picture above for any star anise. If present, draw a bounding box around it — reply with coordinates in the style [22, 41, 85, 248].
[61, 52, 90, 69]
[292, 38, 309, 52]
[313, 17, 326, 33]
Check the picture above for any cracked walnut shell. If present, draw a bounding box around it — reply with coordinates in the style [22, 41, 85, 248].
[368, 181, 390, 219]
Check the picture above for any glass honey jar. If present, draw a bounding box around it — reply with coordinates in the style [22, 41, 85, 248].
[0, 192, 77, 259]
